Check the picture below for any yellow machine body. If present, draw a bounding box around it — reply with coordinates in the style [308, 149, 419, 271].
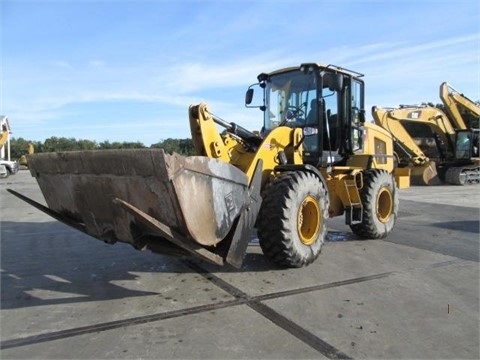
[9, 63, 410, 268]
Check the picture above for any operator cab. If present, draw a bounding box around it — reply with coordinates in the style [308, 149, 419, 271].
[246, 63, 366, 167]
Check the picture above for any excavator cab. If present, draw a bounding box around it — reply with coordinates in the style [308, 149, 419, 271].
[454, 130, 474, 160]
[247, 64, 366, 168]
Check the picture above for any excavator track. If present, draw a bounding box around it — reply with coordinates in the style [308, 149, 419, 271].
[444, 165, 480, 185]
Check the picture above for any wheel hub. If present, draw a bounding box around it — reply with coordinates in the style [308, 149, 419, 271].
[297, 195, 321, 245]
[376, 187, 393, 223]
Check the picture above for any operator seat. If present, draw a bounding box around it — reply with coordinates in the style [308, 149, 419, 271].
[302, 99, 320, 165]
[305, 99, 317, 125]
[327, 112, 338, 151]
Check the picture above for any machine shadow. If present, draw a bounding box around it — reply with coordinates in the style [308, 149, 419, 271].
[432, 220, 479, 234]
[1, 221, 360, 310]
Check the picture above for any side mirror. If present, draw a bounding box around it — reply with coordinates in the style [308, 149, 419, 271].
[245, 83, 266, 110]
[245, 88, 254, 105]
[331, 74, 343, 92]
[324, 73, 344, 92]
[359, 109, 366, 123]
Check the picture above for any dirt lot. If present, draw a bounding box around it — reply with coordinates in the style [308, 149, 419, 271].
[1, 170, 479, 359]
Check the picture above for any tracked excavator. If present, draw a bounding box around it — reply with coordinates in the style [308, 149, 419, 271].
[372, 83, 479, 185]
[8, 63, 409, 268]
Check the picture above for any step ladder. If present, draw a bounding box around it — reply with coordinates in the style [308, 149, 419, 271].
[343, 178, 363, 225]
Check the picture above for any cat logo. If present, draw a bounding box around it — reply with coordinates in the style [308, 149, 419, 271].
[407, 111, 421, 119]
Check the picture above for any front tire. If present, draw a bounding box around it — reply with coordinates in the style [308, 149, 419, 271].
[257, 171, 329, 268]
[350, 169, 398, 239]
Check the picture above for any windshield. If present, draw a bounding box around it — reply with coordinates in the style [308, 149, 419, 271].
[264, 70, 318, 132]
[455, 130, 472, 160]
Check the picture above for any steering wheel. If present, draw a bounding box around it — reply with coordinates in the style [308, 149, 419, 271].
[285, 106, 305, 121]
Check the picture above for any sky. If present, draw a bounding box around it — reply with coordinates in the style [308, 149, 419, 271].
[1, 0, 479, 146]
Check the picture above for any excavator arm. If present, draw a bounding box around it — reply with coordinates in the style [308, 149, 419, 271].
[440, 82, 480, 130]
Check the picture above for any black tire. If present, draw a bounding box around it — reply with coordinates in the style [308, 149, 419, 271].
[0, 165, 8, 179]
[350, 169, 398, 239]
[257, 171, 329, 268]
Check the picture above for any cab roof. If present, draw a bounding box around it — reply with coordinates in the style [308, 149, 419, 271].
[264, 63, 364, 78]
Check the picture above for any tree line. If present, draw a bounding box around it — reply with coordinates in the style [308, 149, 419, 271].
[8, 137, 196, 160]
[6, 101, 479, 161]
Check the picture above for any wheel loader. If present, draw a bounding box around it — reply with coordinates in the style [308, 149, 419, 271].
[8, 63, 410, 268]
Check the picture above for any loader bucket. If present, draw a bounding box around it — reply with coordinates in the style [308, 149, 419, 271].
[410, 162, 442, 185]
[9, 149, 262, 267]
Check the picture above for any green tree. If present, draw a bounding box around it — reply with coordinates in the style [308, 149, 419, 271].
[150, 138, 194, 155]
[9, 137, 42, 160]
[76, 139, 98, 150]
[43, 137, 78, 152]
[9, 136, 195, 158]
[97, 140, 146, 149]
[9, 137, 30, 159]
[115, 141, 146, 149]
[98, 140, 113, 149]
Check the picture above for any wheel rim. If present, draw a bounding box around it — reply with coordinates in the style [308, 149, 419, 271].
[297, 195, 321, 245]
[376, 187, 393, 223]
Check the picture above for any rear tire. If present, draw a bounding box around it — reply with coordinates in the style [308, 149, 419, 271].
[257, 171, 329, 268]
[350, 169, 398, 239]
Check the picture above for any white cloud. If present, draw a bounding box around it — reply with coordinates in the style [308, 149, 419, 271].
[2, 0, 478, 145]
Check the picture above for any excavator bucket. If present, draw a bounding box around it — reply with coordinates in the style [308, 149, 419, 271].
[8, 149, 262, 267]
[410, 161, 442, 185]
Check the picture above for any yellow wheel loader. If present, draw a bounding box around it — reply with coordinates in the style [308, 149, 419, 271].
[8, 63, 409, 268]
